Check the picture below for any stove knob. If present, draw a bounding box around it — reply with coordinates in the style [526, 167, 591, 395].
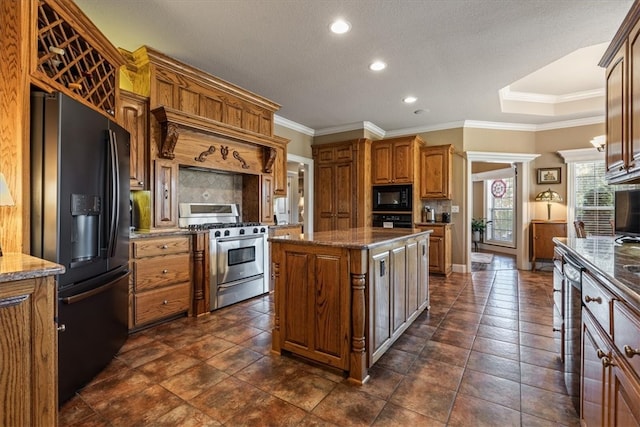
[260, 227, 266, 233]
[239, 229, 245, 235]
[253, 227, 259, 233]
[224, 230, 230, 236]
[214, 231, 221, 238]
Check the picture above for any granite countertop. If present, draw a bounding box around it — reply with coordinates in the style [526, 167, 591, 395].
[0, 253, 65, 283]
[269, 223, 302, 229]
[130, 228, 201, 239]
[414, 222, 452, 227]
[268, 227, 432, 249]
[553, 236, 640, 308]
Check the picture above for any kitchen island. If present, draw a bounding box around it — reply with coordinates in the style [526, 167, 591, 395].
[269, 227, 431, 383]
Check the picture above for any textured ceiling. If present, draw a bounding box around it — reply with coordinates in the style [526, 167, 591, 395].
[75, 0, 633, 135]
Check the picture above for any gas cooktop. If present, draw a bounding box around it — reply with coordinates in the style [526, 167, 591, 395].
[185, 222, 263, 231]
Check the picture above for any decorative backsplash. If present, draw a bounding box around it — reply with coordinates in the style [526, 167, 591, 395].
[178, 168, 243, 207]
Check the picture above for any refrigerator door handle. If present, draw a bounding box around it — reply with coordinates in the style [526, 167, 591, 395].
[61, 271, 130, 305]
[107, 129, 120, 257]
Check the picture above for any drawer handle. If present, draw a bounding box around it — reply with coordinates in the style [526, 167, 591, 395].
[601, 356, 616, 368]
[162, 269, 168, 274]
[624, 345, 640, 358]
[162, 299, 168, 305]
[596, 349, 607, 359]
[552, 327, 561, 332]
[585, 295, 602, 304]
[553, 289, 560, 293]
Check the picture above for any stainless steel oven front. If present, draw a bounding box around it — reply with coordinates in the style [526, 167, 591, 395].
[210, 231, 268, 310]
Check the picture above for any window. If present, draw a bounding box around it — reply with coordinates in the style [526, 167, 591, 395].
[573, 160, 640, 235]
[485, 177, 515, 246]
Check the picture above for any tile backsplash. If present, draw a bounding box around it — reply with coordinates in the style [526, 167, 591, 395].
[178, 168, 243, 207]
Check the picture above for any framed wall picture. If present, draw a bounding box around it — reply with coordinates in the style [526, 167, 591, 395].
[537, 167, 561, 184]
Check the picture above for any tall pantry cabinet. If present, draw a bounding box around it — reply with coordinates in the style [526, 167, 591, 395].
[313, 139, 372, 232]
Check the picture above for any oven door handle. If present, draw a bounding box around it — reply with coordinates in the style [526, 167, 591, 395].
[214, 235, 264, 243]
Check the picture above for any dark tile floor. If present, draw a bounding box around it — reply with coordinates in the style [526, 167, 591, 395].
[59, 253, 580, 426]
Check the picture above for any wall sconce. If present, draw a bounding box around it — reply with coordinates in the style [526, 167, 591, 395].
[0, 172, 16, 256]
[535, 188, 563, 221]
[590, 134, 606, 152]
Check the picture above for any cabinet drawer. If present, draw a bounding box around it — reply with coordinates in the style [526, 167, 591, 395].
[133, 236, 190, 258]
[582, 272, 613, 335]
[613, 301, 640, 375]
[134, 282, 190, 326]
[134, 253, 190, 291]
[426, 225, 444, 237]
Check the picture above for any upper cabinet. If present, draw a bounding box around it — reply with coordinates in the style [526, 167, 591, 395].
[371, 135, 424, 185]
[117, 90, 148, 190]
[313, 139, 372, 232]
[600, 2, 640, 184]
[32, 0, 125, 117]
[420, 144, 453, 199]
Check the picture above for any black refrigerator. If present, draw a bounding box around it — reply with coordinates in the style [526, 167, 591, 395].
[30, 92, 130, 405]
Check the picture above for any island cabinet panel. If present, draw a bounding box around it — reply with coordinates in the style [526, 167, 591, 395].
[370, 250, 391, 354]
[271, 228, 430, 383]
[280, 247, 350, 369]
[581, 310, 610, 427]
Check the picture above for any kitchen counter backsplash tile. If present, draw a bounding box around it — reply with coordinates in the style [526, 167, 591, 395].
[554, 237, 640, 308]
[178, 168, 242, 205]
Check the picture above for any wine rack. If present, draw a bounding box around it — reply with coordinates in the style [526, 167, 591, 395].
[33, 0, 119, 116]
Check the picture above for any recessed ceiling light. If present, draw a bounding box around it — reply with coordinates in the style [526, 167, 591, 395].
[330, 19, 351, 34]
[369, 61, 386, 71]
[403, 96, 418, 104]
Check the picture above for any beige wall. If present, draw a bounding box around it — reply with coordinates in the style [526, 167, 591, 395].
[275, 124, 313, 159]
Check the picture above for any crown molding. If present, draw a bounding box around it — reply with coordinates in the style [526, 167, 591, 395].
[465, 151, 540, 163]
[275, 115, 604, 138]
[274, 114, 315, 136]
[500, 86, 604, 104]
[557, 147, 605, 163]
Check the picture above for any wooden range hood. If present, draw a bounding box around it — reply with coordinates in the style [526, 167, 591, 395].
[152, 105, 286, 175]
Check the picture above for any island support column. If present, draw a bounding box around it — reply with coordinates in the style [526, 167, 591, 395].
[349, 248, 368, 384]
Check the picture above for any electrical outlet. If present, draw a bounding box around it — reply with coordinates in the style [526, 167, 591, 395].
[451, 205, 459, 213]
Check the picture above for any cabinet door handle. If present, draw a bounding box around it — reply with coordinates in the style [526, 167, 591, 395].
[380, 260, 386, 277]
[552, 327, 561, 332]
[138, 181, 144, 186]
[596, 349, 607, 359]
[584, 295, 602, 304]
[422, 245, 426, 256]
[162, 299, 168, 305]
[601, 356, 616, 368]
[553, 289, 560, 293]
[162, 269, 168, 274]
[624, 345, 640, 358]
[164, 184, 169, 199]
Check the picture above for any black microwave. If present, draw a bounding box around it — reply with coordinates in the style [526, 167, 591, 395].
[372, 185, 412, 212]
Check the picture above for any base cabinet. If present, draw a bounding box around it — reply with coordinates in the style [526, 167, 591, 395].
[131, 235, 191, 330]
[531, 220, 567, 270]
[419, 224, 451, 276]
[0, 275, 57, 427]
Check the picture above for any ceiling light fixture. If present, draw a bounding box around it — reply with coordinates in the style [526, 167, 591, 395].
[369, 61, 386, 71]
[590, 134, 606, 152]
[403, 96, 417, 104]
[330, 19, 351, 34]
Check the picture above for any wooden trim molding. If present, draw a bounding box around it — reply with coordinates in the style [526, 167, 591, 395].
[600, 0, 640, 67]
[152, 106, 288, 160]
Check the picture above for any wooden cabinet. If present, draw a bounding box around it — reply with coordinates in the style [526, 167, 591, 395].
[601, 3, 640, 184]
[313, 139, 371, 232]
[153, 159, 178, 228]
[131, 235, 191, 329]
[0, 255, 62, 427]
[420, 144, 453, 199]
[579, 270, 640, 427]
[272, 143, 287, 197]
[530, 220, 567, 270]
[371, 135, 423, 185]
[419, 224, 452, 276]
[31, 0, 124, 117]
[118, 90, 148, 190]
[242, 174, 275, 225]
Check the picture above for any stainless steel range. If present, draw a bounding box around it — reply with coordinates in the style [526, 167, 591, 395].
[179, 203, 269, 310]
